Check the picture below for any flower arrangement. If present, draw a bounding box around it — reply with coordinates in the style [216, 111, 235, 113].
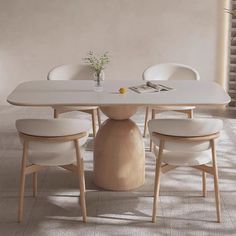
[83, 51, 110, 78]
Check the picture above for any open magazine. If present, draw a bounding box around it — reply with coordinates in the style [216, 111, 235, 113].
[129, 82, 173, 94]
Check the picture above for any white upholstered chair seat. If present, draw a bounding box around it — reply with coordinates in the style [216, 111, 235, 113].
[154, 147, 212, 166]
[28, 149, 82, 166]
[152, 135, 211, 152]
[149, 118, 223, 137]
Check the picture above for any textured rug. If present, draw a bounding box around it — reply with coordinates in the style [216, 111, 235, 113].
[0, 106, 236, 236]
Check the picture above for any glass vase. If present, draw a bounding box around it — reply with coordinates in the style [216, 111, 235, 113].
[94, 79, 104, 92]
[93, 70, 105, 92]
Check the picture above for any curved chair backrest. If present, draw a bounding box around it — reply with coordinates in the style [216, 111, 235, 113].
[47, 64, 92, 81]
[143, 63, 200, 81]
[16, 119, 90, 152]
[148, 118, 222, 152]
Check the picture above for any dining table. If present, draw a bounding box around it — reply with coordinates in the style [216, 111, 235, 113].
[7, 79, 231, 191]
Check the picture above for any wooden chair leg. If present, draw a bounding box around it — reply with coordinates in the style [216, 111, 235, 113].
[79, 161, 86, 207]
[149, 109, 155, 152]
[202, 171, 207, 197]
[91, 110, 97, 137]
[33, 172, 38, 198]
[53, 109, 59, 118]
[74, 140, 87, 223]
[97, 108, 101, 128]
[187, 109, 193, 119]
[81, 161, 86, 195]
[79, 161, 86, 206]
[143, 107, 150, 137]
[211, 139, 221, 223]
[18, 141, 28, 223]
[152, 140, 164, 223]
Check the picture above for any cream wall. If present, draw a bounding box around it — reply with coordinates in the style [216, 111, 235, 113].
[0, 0, 223, 104]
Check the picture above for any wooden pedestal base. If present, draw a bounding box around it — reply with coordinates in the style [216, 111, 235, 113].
[94, 106, 145, 191]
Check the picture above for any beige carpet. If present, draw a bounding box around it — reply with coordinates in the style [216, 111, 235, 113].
[0, 106, 236, 235]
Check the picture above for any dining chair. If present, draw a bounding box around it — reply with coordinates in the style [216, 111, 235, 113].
[148, 118, 223, 223]
[16, 118, 90, 223]
[47, 64, 101, 137]
[142, 63, 200, 143]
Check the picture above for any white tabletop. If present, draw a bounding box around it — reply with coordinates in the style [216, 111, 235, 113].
[7, 80, 230, 107]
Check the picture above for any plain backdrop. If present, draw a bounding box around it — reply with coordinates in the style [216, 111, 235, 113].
[0, 0, 225, 104]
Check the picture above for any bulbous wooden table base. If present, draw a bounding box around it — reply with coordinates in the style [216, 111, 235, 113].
[94, 106, 145, 191]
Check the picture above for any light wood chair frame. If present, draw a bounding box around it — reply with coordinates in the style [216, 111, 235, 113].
[151, 131, 221, 223]
[144, 107, 194, 151]
[17, 132, 87, 223]
[53, 107, 101, 137]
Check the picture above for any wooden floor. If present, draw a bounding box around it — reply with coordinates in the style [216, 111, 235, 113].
[0, 106, 236, 235]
